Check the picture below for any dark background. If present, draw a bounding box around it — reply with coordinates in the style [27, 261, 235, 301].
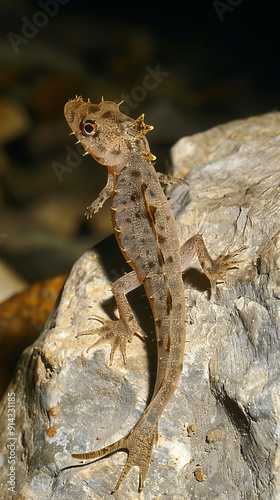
[0, 0, 279, 286]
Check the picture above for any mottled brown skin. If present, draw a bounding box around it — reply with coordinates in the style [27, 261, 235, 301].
[64, 96, 245, 492]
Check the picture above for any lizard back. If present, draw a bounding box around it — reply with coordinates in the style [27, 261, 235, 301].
[64, 96, 187, 491]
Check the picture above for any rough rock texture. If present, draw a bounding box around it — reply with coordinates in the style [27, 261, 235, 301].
[1, 111, 280, 499]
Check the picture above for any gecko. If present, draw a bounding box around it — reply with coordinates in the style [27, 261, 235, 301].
[64, 96, 245, 493]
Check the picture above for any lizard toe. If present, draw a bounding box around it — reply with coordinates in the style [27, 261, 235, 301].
[76, 317, 136, 364]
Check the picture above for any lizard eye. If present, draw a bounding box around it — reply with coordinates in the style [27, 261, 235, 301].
[82, 119, 97, 136]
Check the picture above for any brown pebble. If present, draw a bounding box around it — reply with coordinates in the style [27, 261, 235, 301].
[194, 466, 207, 482]
[46, 426, 57, 438]
[187, 423, 197, 436]
[48, 406, 58, 419]
[206, 428, 225, 443]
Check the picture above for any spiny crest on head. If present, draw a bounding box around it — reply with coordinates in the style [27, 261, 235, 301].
[69, 96, 125, 107]
[70, 95, 104, 104]
[142, 150, 156, 162]
[130, 114, 154, 139]
[73, 95, 84, 102]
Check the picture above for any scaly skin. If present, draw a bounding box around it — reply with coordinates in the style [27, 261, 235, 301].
[64, 96, 245, 492]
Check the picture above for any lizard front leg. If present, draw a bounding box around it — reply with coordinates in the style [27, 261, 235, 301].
[77, 270, 142, 364]
[85, 172, 114, 218]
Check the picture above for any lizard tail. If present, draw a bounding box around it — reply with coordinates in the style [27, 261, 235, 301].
[72, 435, 126, 461]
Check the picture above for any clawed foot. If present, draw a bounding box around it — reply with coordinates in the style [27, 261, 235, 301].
[84, 206, 93, 219]
[85, 197, 108, 218]
[76, 316, 137, 364]
[209, 245, 247, 287]
[72, 415, 157, 492]
[84, 204, 96, 219]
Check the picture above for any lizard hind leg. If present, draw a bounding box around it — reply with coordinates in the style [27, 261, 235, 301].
[72, 415, 157, 492]
[76, 270, 142, 365]
[206, 244, 247, 286]
[180, 234, 247, 290]
[76, 316, 136, 365]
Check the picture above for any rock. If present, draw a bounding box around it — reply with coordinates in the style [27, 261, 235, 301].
[0, 111, 280, 499]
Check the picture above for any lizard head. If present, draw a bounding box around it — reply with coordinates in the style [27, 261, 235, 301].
[64, 96, 153, 167]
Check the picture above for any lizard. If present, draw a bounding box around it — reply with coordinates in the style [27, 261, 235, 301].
[64, 96, 245, 493]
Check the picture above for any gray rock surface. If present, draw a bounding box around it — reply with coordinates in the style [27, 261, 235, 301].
[1, 111, 280, 499]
